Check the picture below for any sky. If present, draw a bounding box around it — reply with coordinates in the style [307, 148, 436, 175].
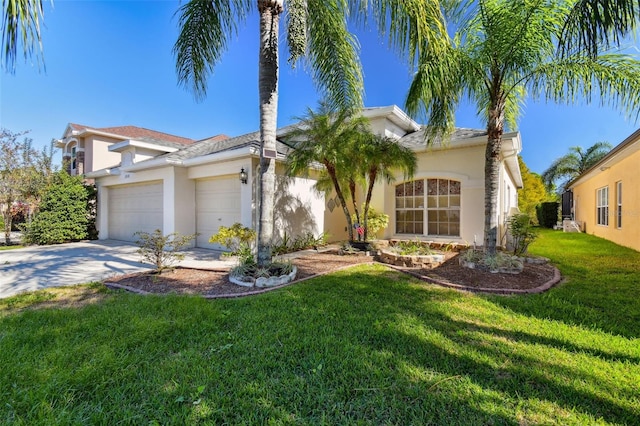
[1, 0, 639, 175]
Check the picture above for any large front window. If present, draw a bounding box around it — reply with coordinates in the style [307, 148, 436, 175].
[396, 179, 461, 237]
[596, 186, 609, 226]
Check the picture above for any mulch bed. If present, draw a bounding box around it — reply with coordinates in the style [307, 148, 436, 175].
[104, 251, 561, 298]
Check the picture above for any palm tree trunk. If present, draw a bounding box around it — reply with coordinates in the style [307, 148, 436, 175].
[362, 169, 378, 241]
[326, 163, 354, 241]
[484, 106, 504, 255]
[348, 179, 361, 240]
[256, 0, 283, 267]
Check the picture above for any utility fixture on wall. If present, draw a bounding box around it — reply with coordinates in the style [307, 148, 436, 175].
[239, 167, 248, 184]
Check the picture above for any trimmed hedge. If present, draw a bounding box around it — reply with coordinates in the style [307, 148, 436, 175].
[536, 202, 559, 228]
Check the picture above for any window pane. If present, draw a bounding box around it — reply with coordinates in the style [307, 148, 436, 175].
[427, 196, 438, 208]
[415, 179, 424, 196]
[427, 179, 438, 195]
[415, 222, 424, 234]
[438, 179, 448, 195]
[450, 195, 461, 207]
[449, 223, 460, 236]
[428, 222, 438, 234]
[404, 197, 413, 208]
[439, 195, 449, 208]
[396, 197, 404, 209]
[438, 210, 449, 222]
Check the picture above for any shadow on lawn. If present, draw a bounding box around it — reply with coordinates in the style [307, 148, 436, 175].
[291, 269, 639, 425]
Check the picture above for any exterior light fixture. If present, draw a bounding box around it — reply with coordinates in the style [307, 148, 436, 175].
[239, 167, 248, 184]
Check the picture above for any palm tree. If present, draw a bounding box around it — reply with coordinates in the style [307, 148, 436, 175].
[284, 105, 369, 242]
[1, 0, 49, 72]
[174, 0, 449, 266]
[406, 0, 640, 255]
[560, 0, 639, 57]
[542, 141, 612, 191]
[359, 134, 416, 241]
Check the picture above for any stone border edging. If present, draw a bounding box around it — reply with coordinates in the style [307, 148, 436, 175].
[104, 260, 561, 298]
[383, 263, 562, 294]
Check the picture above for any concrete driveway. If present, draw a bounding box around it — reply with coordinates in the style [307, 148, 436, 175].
[0, 240, 233, 299]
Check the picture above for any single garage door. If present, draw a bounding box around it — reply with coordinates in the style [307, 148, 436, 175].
[108, 182, 163, 242]
[196, 177, 241, 249]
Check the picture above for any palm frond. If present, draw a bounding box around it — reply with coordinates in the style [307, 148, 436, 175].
[528, 53, 640, 121]
[2, 0, 46, 73]
[173, 0, 252, 101]
[304, 0, 363, 111]
[559, 0, 639, 58]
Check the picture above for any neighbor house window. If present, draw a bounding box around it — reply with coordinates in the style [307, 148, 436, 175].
[71, 146, 77, 170]
[616, 181, 622, 228]
[395, 180, 424, 234]
[596, 186, 609, 226]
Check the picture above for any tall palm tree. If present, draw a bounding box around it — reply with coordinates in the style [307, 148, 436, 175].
[406, 0, 640, 255]
[1, 0, 49, 72]
[174, 0, 449, 266]
[284, 105, 369, 242]
[560, 0, 639, 57]
[542, 141, 612, 191]
[359, 133, 416, 241]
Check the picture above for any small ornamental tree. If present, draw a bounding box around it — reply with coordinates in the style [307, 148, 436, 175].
[508, 213, 538, 256]
[21, 171, 89, 245]
[134, 229, 198, 272]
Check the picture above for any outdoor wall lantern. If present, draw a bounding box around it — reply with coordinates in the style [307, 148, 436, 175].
[239, 167, 248, 184]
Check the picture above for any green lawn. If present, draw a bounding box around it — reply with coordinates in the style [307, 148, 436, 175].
[1, 230, 638, 425]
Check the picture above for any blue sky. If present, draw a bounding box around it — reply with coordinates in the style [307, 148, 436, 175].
[1, 0, 639, 174]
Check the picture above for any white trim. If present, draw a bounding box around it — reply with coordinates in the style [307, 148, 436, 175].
[109, 139, 179, 153]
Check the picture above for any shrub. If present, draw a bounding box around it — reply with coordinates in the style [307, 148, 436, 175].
[209, 223, 256, 265]
[536, 202, 559, 228]
[21, 172, 89, 245]
[352, 207, 389, 241]
[508, 213, 538, 256]
[134, 229, 198, 272]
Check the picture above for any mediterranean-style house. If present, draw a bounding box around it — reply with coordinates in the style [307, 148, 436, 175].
[74, 105, 522, 249]
[54, 123, 227, 176]
[566, 128, 640, 252]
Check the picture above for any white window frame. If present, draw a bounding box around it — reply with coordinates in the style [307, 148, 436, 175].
[616, 181, 622, 229]
[596, 186, 609, 226]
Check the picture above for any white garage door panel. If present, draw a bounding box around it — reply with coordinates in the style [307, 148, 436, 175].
[196, 178, 241, 249]
[109, 182, 163, 242]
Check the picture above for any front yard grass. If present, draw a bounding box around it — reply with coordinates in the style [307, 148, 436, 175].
[0, 230, 638, 424]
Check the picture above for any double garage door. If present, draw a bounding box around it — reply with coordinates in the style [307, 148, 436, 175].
[106, 178, 241, 248]
[108, 182, 163, 242]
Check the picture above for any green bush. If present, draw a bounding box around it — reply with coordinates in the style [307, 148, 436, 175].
[536, 202, 559, 228]
[209, 223, 256, 265]
[21, 172, 89, 245]
[508, 213, 538, 255]
[134, 229, 198, 272]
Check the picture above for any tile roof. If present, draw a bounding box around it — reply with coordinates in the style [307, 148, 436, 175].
[398, 127, 487, 149]
[68, 123, 199, 146]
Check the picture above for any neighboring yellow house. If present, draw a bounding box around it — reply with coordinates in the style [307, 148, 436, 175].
[568, 128, 640, 252]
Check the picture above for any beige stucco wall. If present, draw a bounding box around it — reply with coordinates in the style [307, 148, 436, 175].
[85, 135, 125, 173]
[320, 142, 520, 246]
[571, 144, 640, 252]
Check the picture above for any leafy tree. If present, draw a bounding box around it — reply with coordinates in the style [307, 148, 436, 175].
[284, 105, 369, 241]
[541, 141, 612, 192]
[405, 0, 640, 255]
[0, 129, 42, 244]
[173, 0, 449, 266]
[1, 0, 51, 72]
[21, 171, 89, 245]
[518, 156, 555, 223]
